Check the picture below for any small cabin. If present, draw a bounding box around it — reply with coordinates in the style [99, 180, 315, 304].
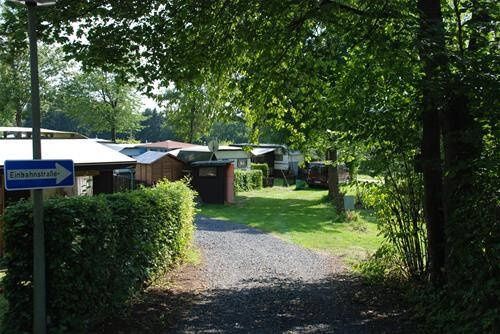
[191, 160, 235, 204]
[135, 151, 186, 185]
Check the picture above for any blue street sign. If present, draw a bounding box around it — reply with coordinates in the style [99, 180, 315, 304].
[4, 159, 74, 191]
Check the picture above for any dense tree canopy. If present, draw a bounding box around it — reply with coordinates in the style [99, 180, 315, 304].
[56, 70, 143, 142]
[2, 0, 498, 331]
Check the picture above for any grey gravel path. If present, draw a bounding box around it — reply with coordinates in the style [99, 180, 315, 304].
[171, 216, 412, 334]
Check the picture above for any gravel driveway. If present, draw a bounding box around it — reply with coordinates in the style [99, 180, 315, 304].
[171, 216, 413, 334]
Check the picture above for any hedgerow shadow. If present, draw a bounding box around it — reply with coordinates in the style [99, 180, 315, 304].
[92, 274, 414, 333]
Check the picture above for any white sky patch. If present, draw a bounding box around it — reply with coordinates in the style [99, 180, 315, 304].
[141, 95, 160, 110]
[139, 81, 172, 112]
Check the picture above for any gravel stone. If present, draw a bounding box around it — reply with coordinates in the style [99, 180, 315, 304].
[171, 216, 413, 334]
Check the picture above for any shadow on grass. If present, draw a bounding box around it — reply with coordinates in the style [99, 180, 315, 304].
[92, 275, 414, 334]
[200, 190, 376, 235]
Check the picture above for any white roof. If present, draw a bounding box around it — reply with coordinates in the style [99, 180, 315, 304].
[187, 145, 242, 152]
[0, 127, 70, 133]
[0, 139, 136, 168]
[0, 127, 87, 139]
[179, 145, 210, 152]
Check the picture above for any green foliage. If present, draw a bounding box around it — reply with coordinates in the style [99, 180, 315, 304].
[352, 181, 384, 210]
[136, 108, 178, 143]
[415, 169, 500, 334]
[0, 43, 67, 126]
[2, 180, 195, 333]
[161, 75, 236, 144]
[250, 163, 269, 178]
[354, 244, 404, 284]
[57, 70, 143, 142]
[363, 168, 428, 282]
[233, 169, 263, 193]
[208, 120, 250, 144]
[20, 0, 497, 331]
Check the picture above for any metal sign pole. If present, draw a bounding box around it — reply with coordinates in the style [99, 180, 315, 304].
[27, 2, 46, 333]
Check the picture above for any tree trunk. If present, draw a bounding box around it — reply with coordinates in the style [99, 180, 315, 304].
[188, 106, 195, 143]
[440, 2, 485, 274]
[417, 0, 447, 286]
[327, 148, 344, 214]
[111, 126, 117, 142]
[441, 84, 478, 224]
[11, 60, 23, 128]
[15, 104, 23, 127]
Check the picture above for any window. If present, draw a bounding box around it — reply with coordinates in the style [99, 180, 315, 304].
[199, 167, 217, 177]
[237, 158, 248, 168]
[275, 154, 284, 161]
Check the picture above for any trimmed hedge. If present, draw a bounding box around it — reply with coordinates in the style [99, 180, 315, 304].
[251, 163, 269, 177]
[2, 180, 195, 333]
[234, 169, 263, 192]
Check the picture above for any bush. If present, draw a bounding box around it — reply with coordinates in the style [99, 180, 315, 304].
[234, 169, 263, 192]
[2, 180, 195, 333]
[250, 163, 269, 177]
[354, 244, 404, 284]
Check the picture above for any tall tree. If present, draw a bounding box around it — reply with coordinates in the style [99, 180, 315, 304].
[416, 0, 448, 285]
[0, 1, 65, 127]
[58, 70, 143, 142]
[161, 75, 234, 144]
[136, 108, 177, 143]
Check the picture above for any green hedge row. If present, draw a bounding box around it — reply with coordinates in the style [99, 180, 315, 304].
[234, 169, 263, 192]
[2, 180, 195, 333]
[250, 163, 269, 177]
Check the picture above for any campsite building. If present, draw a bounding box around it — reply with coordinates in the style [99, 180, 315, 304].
[230, 144, 304, 176]
[168, 145, 251, 169]
[0, 128, 136, 217]
[134, 151, 186, 186]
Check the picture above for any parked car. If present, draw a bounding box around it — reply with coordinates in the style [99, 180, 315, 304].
[306, 162, 349, 188]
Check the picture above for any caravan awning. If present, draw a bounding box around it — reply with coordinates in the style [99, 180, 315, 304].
[251, 147, 276, 156]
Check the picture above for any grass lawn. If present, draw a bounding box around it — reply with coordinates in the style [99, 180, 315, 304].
[199, 186, 382, 264]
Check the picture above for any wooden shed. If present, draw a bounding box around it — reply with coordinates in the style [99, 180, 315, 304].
[191, 160, 234, 204]
[135, 151, 186, 185]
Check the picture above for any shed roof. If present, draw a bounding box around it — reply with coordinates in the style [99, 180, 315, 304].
[191, 160, 233, 167]
[0, 139, 136, 170]
[138, 140, 196, 150]
[135, 151, 169, 164]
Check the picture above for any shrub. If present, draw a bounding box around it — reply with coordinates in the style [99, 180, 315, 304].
[250, 163, 269, 177]
[234, 169, 263, 192]
[2, 180, 195, 333]
[354, 244, 404, 284]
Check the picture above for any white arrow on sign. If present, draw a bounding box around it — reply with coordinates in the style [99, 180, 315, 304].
[7, 163, 72, 184]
